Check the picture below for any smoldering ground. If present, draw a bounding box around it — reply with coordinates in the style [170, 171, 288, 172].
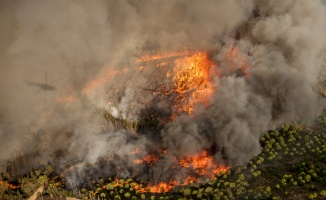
[0, 0, 326, 186]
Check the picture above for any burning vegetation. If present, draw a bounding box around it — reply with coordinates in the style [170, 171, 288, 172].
[60, 49, 236, 193]
[1, 0, 325, 199]
[130, 149, 229, 193]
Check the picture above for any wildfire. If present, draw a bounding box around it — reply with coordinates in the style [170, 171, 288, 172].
[58, 47, 248, 194]
[132, 149, 229, 193]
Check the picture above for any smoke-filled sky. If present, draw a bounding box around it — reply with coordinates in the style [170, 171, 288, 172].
[1, 0, 326, 184]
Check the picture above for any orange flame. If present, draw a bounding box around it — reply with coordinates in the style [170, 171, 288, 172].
[171, 52, 215, 115]
[179, 150, 227, 178]
[131, 149, 229, 193]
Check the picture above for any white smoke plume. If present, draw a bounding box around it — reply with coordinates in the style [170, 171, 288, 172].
[0, 0, 326, 186]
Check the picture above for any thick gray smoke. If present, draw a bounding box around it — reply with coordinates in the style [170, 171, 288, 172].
[0, 0, 326, 185]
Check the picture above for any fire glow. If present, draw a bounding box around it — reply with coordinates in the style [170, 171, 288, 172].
[134, 50, 217, 120]
[171, 51, 215, 115]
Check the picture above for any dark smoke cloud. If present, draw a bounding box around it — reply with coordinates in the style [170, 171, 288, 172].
[0, 0, 325, 185]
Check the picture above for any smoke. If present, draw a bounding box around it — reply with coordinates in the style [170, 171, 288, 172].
[0, 0, 325, 186]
